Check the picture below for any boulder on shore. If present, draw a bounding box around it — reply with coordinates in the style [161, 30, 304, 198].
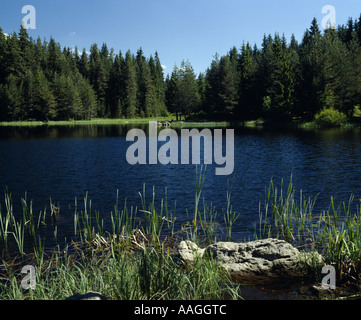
[178, 240, 206, 264]
[178, 238, 323, 283]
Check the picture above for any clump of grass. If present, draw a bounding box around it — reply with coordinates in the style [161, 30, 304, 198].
[256, 175, 317, 244]
[223, 177, 240, 241]
[0, 191, 13, 245]
[0, 244, 241, 300]
[257, 177, 361, 283]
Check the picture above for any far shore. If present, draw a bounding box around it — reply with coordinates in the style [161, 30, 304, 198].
[0, 117, 230, 128]
[0, 116, 361, 129]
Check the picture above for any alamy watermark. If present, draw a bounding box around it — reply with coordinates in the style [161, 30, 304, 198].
[22, 5, 36, 30]
[21, 265, 36, 290]
[126, 121, 234, 176]
[321, 265, 336, 290]
[322, 5, 336, 30]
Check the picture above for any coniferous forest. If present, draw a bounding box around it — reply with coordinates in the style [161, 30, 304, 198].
[1, 16, 361, 122]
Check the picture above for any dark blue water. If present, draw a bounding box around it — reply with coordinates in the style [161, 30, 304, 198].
[0, 124, 361, 250]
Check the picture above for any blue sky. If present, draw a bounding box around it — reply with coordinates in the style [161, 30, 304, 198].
[1, 0, 361, 76]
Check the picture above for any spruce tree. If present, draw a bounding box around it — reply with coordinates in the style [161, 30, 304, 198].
[34, 37, 46, 71]
[204, 54, 222, 118]
[218, 55, 238, 118]
[299, 18, 325, 119]
[77, 75, 98, 120]
[47, 37, 63, 79]
[136, 48, 155, 117]
[0, 28, 6, 84]
[89, 44, 108, 116]
[322, 29, 358, 116]
[165, 66, 181, 120]
[107, 52, 123, 118]
[18, 25, 33, 70]
[5, 32, 24, 79]
[178, 60, 200, 119]
[197, 72, 206, 115]
[149, 52, 167, 116]
[78, 48, 90, 79]
[34, 67, 57, 120]
[122, 50, 137, 118]
[52, 74, 81, 120]
[238, 42, 260, 120]
[5, 74, 23, 120]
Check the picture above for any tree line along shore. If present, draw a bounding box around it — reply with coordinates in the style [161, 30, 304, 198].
[1, 16, 361, 127]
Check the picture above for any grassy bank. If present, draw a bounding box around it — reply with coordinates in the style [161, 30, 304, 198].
[256, 176, 361, 287]
[0, 171, 361, 299]
[0, 117, 175, 127]
[0, 168, 242, 300]
[0, 117, 232, 130]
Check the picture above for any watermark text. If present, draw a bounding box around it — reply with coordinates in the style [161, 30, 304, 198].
[126, 122, 234, 176]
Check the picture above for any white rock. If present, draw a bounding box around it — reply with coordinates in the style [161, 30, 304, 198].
[178, 238, 324, 283]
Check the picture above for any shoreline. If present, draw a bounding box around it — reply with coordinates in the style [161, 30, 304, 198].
[0, 176, 360, 300]
[0, 117, 360, 129]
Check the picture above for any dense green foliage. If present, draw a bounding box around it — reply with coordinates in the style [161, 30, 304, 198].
[2, 15, 361, 121]
[0, 28, 167, 121]
[314, 107, 347, 127]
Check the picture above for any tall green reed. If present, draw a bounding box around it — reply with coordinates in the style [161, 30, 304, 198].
[257, 176, 361, 280]
[0, 191, 13, 245]
[224, 177, 240, 241]
[12, 220, 25, 258]
[187, 166, 206, 242]
[257, 176, 316, 244]
[139, 185, 165, 244]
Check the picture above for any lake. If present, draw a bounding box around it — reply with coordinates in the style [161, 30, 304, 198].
[0, 123, 361, 251]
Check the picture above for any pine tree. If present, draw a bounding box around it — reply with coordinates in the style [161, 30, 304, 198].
[0, 83, 9, 120]
[78, 48, 90, 79]
[122, 50, 137, 118]
[257, 33, 296, 120]
[34, 67, 57, 120]
[34, 37, 46, 71]
[322, 29, 358, 116]
[165, 66, 181, 120]
[77, 75, 98, 120]
[346, 18, 355, 44]
[357, 14, 361, 44]
[136, 48, 155, 117]
[289, 34, 302, 116]
[107, 51, 123, 118]
[310, 18, 321, 38]
[238, 42, 260, 120]
[5, 74, 23, 120]
[299, 18, 325, 119]
[52, 74, 81, 120]
[0, 28, 7, 84]
[347, 33, 361, 109]
[4, 32, 24, 78]
[18, 25, 34, 70]
[149, 52, 167, 116]
[197, 72, 206, 115]
[217, 54, 238, 118]
[47, 37, 63, 79]
[89, 44, 108, 116]
[21, 69, 36, 119]
[204, 54, 222, 118]
[177, 60, 199, 119]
